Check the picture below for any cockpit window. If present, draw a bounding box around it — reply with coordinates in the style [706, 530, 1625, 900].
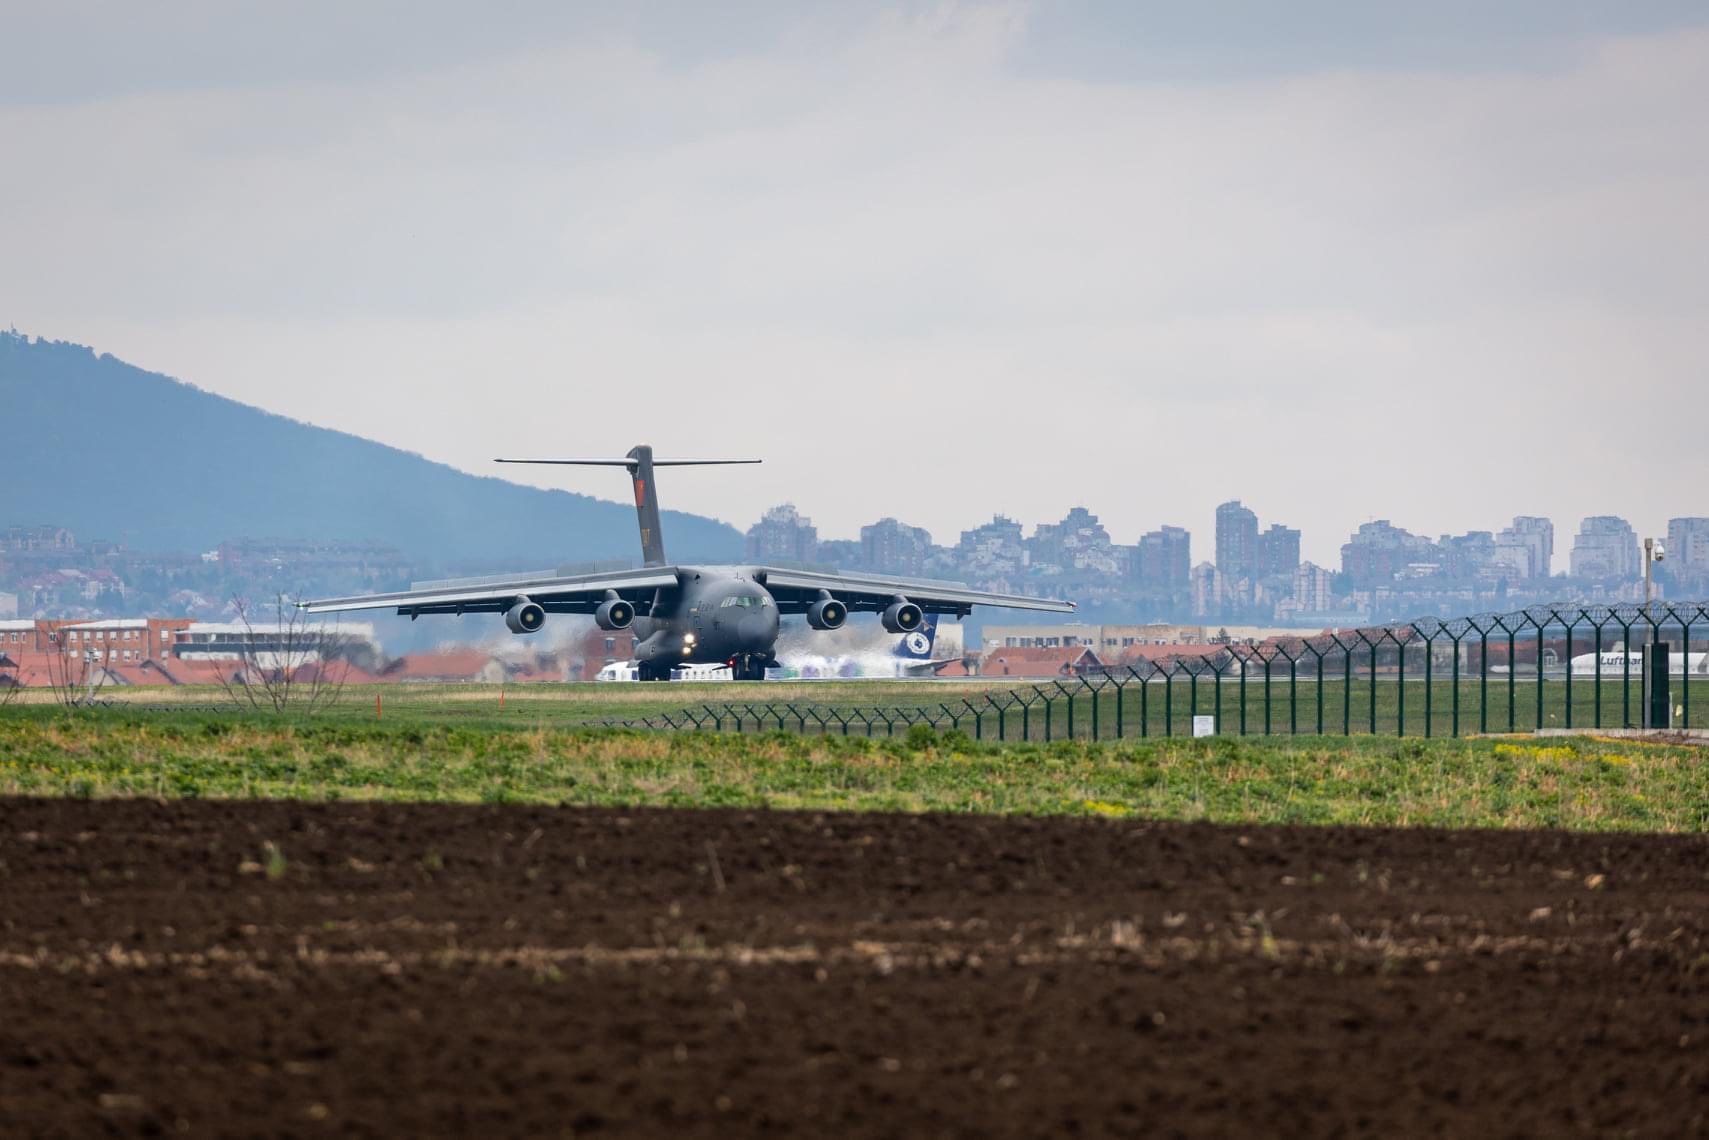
[719, 595, 770, 608]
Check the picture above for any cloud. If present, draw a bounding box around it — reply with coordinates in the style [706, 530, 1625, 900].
[3, 5, 1706, 568]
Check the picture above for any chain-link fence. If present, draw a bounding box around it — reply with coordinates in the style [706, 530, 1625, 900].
[610, 602, 1708, 740]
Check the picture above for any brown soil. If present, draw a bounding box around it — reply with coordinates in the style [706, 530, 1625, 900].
[1, 799, 1705, 1137]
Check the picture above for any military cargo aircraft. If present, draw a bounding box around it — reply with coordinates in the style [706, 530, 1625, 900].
[300, 445, 1074, 680]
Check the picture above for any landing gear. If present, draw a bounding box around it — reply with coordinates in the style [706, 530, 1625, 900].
[730, 653, 776, 681]
[637, 661, 668, 682]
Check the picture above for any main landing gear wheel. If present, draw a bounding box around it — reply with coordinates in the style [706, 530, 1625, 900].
[637, 661, 667, 682]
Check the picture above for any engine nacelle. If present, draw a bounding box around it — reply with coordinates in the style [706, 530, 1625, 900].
[595, 596, 635, 631]
[806, 595, 847, 631]
[505, 597, 545, 635]
[881, 598, 923, 634]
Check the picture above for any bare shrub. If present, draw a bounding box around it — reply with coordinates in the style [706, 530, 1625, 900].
[211, 595, 351, 714]
[42, 626, 115, 708]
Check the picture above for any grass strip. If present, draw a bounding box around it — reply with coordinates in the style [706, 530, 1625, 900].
[2, 713, 1704, 832]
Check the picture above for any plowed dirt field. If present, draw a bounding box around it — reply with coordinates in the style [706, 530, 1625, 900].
[2, 798, 1705, 1136]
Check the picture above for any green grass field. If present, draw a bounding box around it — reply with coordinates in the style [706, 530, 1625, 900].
[2, 701, 1704, 832]
[17, 670, 1695, 739]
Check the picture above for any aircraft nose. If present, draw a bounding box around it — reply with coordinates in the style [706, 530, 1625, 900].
[738, 608, 778, 648]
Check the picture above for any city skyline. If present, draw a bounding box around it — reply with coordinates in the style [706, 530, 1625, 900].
[745, 499, 1698, 582]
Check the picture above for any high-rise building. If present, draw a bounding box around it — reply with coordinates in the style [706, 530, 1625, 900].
[1494, 516, 1553, 579]
[1340, 520, 1436, 586]
[957, 515, 1026, 580]
[860, 518, 933, 577]
[1046, 507, 1118, 574]
[1189, 562, 1223, 617]
[744, 504, 818, 564]
[1292, 562, 1332, 613]
[1569, 516, 1639, 580]
[1137, 525, 1190, 589]
[1437, 530, 1495, 579]
[1257, 523, 1301, 581]
[1215, 501, 1259, 583]
[1667, 517, 1709, 577]
[1027, 509, 1115, 573]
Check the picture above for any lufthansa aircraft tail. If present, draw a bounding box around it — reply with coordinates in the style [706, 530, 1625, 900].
[496, 444, 761, 568]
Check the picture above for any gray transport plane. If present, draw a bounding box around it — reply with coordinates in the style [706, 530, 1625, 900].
[300, 445, 1075, 679]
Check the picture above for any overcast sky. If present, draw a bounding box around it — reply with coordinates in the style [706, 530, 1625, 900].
[4, 1, 1706, 570]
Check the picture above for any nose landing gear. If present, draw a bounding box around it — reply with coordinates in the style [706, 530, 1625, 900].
[729, 653, 776, 682]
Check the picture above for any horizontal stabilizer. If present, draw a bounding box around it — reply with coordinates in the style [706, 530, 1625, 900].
[496, 458, 762, 467]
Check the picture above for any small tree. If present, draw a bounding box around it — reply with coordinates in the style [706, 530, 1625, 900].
[43, 626, 115, 708]
[212, 595, 351, 714]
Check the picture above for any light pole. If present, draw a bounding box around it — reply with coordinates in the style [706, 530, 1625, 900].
[1642, 538, 1666, 727]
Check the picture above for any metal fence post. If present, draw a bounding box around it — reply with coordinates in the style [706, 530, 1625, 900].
[1448, 628, 1463, 738]
[1476, 622, 1490, 735]
[1283, 643, 1299, 736]
[1141, 659, 1155, 741]
[1533, 612, 1547, 731]
[1163, 666, 1175, 737]
[1355, 630, 1379, 735]
[1335, 634, 1353, 735]
[1683, 606, 1698, 728]
[1052, 680, 1075, 739]
[1393, 630, 1406, 737]
[1237, 648, 1249, 735]
[1260, 647, 1273, 735]
[1307, 640, 1327, 735]
[1210, 657, 1225, 734]
[1412, 622, 1437, 738]
[1084, 676, 1100, 740]
[1588, 614, 1607, 728]
[1615, 614, 1635, 727]
[1112, 671, 1129, 739]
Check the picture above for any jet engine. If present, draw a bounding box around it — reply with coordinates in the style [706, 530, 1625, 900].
[505, 597, 545, 635]
[881, 598, 923, 634]
[595, 595, 635, 631]
[806, 595, 847, 631]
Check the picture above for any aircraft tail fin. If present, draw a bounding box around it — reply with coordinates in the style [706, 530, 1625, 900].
[894, 615, 939, 660]
[495, 446, 761, 568]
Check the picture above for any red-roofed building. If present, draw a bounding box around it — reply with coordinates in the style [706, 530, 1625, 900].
[291, 661, 387, 687]
[1115, 643, 1230, 668]
[0, 618, 194, 661]
[380, 649, 503, 683]
[977, 646, 1104, 679]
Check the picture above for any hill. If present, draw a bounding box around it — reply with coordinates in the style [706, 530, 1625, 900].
[0, 333, 745, 566]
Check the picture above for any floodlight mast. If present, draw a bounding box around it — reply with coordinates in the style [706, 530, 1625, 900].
[1642, 536, 1666, 728]
[494, 444, 761, 568]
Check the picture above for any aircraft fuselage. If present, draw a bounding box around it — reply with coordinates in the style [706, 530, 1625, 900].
[628, 566, 781, 679]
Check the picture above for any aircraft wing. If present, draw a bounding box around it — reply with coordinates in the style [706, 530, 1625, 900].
[755, 567, 1074, 618]
[298, 566, 681, 617]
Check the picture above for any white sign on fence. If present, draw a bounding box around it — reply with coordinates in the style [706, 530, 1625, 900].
[1192, 715, 1216, 738]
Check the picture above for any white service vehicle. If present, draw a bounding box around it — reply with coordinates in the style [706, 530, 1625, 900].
[598, 660, 734, 682]
[670, 662, 734, 682]
[594, 662, 642, 682]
